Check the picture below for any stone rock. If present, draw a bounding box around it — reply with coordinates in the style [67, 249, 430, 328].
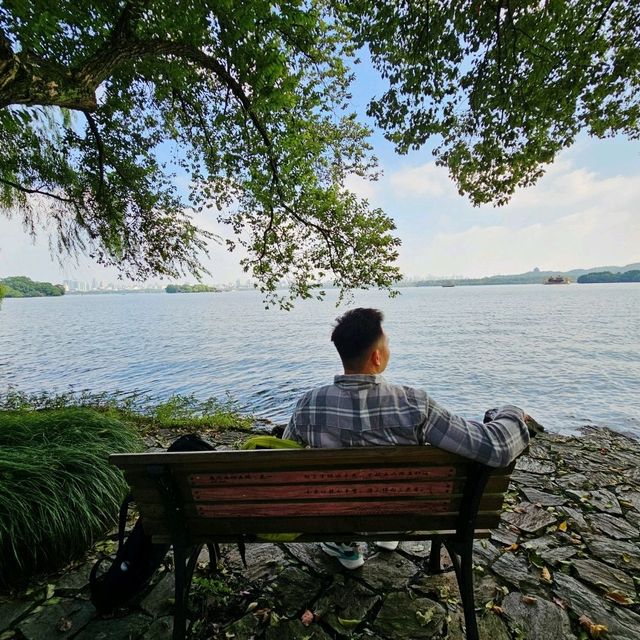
[554, 473, 588, 490]
[491, 553, 538, 592]
[586, 513, 639, 540]
[477, 612, 511, 640]
[265, 619, 333, 640]
[399, 541, 432, 558]
[515, 457, 556, 475]
[501, 502, 557, 534]
[584, 535, 640, 572]
[472, 539, 501, 567]
[510, 470, 550, 489]
[556, 507, 589, 533]
[372, 591, 445, 639]
[501, 592, 576, 640]
[140, 616, 173, 640]
[553, 573, 640, 640]
[616, 489, 640, 512]
[521, 488, 566, 507]
[521, 535, 559, 553]
[55, 563, 92, 595]
[73, 614, 152, 640]
[538, 545, 578, 568]
[566, 489, 622, 515]
[17, 599, 95, 640]
[411, 570, 460, 605]
[314, 575, 380, 636]
[268, 566, 321, 618]
[140, 573, 175, 618]
[284, 543, 342, 575]
[623, 509, 640, 528]
[0, 599, 33, 631]
[572, 558, 636, 601]
[224, 543, 288, 581]
[222, 613, 260, 640]
[359, 553, 419, 591]
[490, 528, 519, 547]
[528, 444, 552, 460]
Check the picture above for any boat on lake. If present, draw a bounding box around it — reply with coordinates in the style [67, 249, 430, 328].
[544, 275, 570, 285]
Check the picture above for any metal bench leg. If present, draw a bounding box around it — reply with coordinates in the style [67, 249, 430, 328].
[206, 543, 220, 574]
[173, 544, 188, 640]
[428, 537, 442, 572]
[445, 540, 479, 640]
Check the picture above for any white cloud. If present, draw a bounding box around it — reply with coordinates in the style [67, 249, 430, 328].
[389, 162, 458, 199]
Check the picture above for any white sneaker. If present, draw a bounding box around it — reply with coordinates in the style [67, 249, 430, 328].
[320, 542, 365, 569]
[374, 541, 399, 551]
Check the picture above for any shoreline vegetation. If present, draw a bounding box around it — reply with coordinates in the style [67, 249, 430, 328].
[165, 284, 219, 293]
[1, 390, 640, 640]
[577, 270, 640, 284]
[0, 276, 65, 298]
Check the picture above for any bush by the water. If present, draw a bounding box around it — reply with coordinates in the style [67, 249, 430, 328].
[0, 408, 143, 585]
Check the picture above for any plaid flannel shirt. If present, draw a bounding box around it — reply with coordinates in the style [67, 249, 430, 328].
[283, 374, 529, 468]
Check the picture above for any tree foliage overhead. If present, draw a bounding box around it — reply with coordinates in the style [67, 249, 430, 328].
[348, 0, 640, 205]
[0, 0, 400, 306]
[2, 2, 639, 304]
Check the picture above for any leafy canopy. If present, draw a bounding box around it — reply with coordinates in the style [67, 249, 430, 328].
[1, 1, 639, 304]
[0, 0, 400, 306]
[348, 0, 640, 205]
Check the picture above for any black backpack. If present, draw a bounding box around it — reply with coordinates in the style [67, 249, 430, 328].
[89, 433, 215, 613]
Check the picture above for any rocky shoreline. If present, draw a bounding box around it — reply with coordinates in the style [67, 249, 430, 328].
[2, 425, 640, 639]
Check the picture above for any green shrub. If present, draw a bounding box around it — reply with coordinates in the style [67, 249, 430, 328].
[0, 408, 143, 584]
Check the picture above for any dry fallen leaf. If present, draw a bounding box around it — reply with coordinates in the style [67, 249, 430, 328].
[521, 595, 537, 605]
[490, 604, 504, 615]
[56, 617, 73, 632]
[558, 520, 568, 532]
[506, 543, 519, 552]
[300, 609, 314, 626]
[605, 591, 634, 606]
[552, 596, 567, 610]
[541, 567, 552, 583]
[579, 614, 609, 638]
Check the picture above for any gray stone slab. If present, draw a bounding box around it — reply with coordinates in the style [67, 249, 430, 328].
[501, 502, 558, 534]
[510, 470, 550, 489]
[584, 535, 640, 572]
[473, 574, 502, 607]
[284, 543, 342, 575]
[538, 545, 578, 567]
[265, 619, 333, 640]
[224, 543, 288, 581]
[556, 506, 590, 533]
[17, 599, 95, 640]
[268, 566, 321, 618]
[566, 489, 622, 515]
[490, 528, 519, 547]
[73, 613, 152, 640]
[502, 592, 576, 640]
[554, 473, 588, 490]
[553, 573, 640, 640]
[477, 612, 511, 640]
[314, 575, 380, 636]
[617, 489, 640, 512]
[140, 616, 173, 640]
[491, 553, 535, 591]
[140, 572, 175, 618]
[472, 539, 501, 567]
[54, 563, 92, 595]
[399, 540, 432, 559]
[372, 591, 445, 639]
[586, 513, 639, 539]
[358, 552, 419, 591]
[521, 488, 566, 507]
[572, 558, 636, 601]
[515, 457, 557, 475]
[221, 614, 259, 640]
[0, 599, 34, 631]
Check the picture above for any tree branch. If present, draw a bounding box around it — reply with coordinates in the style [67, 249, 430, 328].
[0, 177, 72, 203]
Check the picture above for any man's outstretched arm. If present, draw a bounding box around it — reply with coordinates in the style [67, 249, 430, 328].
[419, 399, 530, 467]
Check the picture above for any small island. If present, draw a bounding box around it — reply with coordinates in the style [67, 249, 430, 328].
[0, 276, 65, 297]
[165, 284, 219, 294]
[577, 270, 640, 284]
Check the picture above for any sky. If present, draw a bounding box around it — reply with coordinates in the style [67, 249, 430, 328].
[1, 57, 639, 285]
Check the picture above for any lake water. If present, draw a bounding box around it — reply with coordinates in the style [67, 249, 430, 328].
[1, 284, 639, 436]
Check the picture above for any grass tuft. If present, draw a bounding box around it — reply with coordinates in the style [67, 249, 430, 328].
[0, 407, 143, 585]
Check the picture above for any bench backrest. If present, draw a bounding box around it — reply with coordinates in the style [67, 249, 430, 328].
[110, 447, 514, 544]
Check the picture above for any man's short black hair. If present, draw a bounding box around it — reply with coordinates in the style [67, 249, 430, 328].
[331, 308, 384, 369]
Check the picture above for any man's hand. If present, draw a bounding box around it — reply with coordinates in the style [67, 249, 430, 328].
[524, 414, 545, 437]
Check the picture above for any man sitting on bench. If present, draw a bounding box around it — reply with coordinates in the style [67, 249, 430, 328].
[283, 307, 530, 569]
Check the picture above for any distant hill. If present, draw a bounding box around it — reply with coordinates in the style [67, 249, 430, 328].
[413, 262, 640, 287]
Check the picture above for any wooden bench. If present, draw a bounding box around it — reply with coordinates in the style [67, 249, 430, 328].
[111, 446, 516, 640]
